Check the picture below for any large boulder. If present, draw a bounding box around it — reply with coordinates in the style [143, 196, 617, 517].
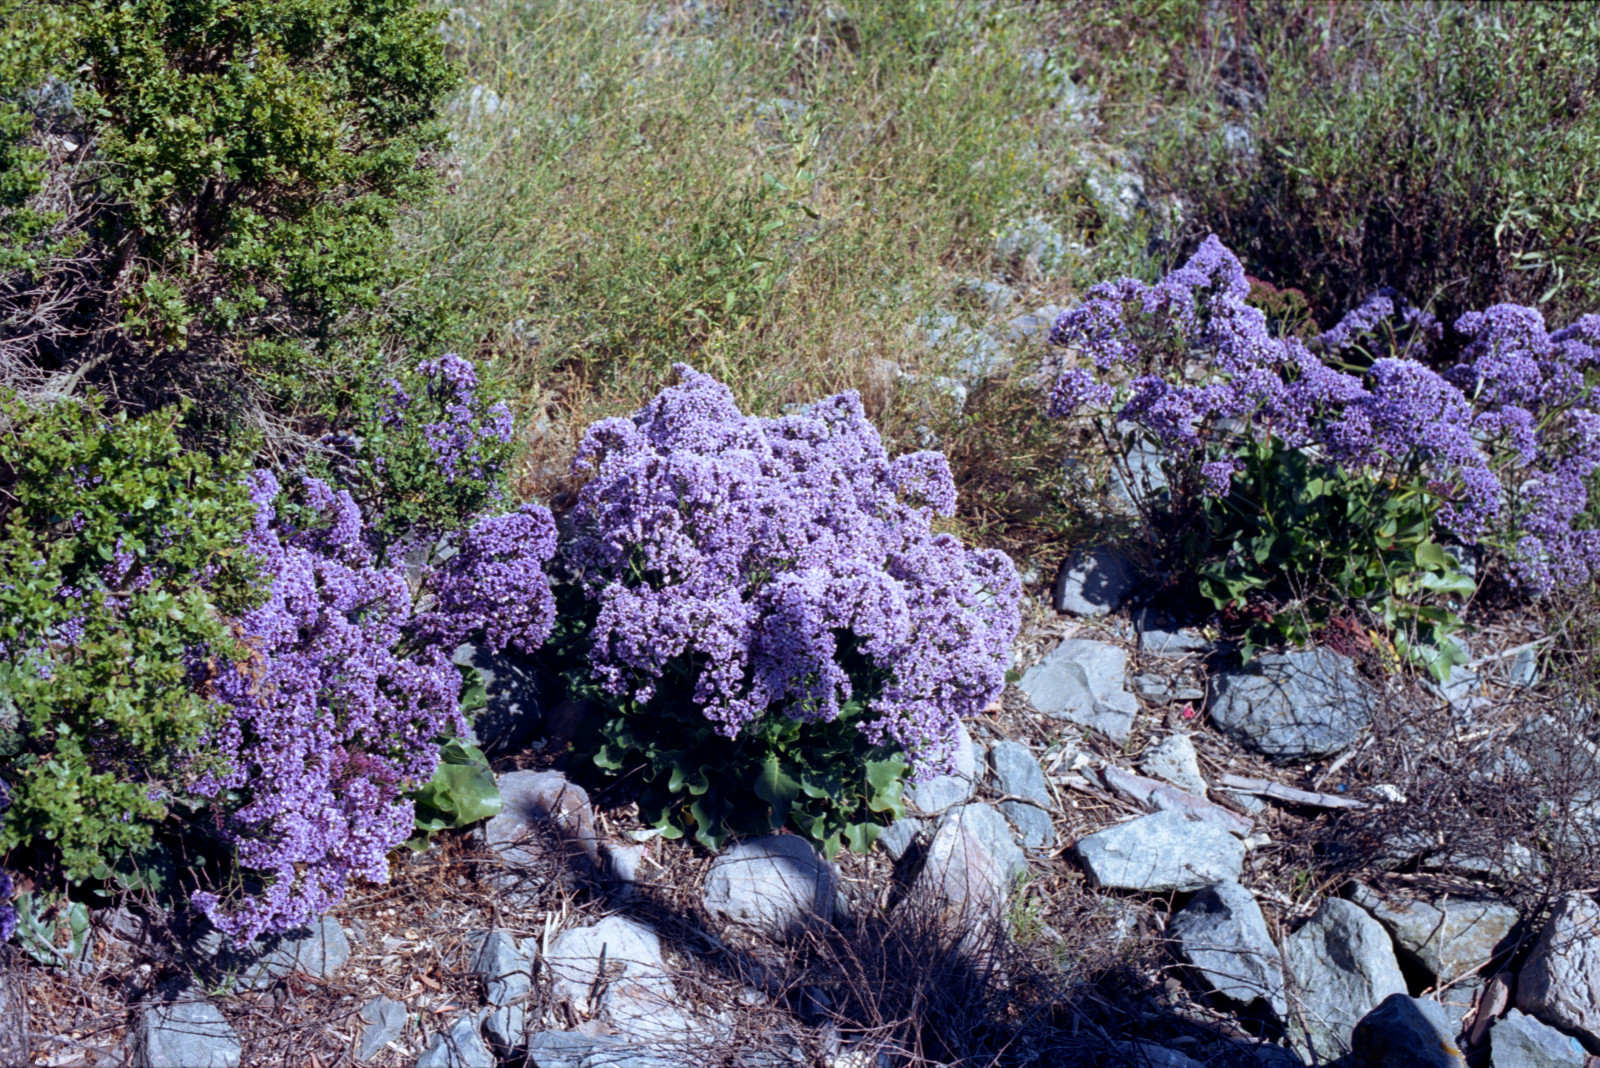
[1168, 880, 1287, 1018]
[1075, 810, 1245, 892]
[1349, 994, 1465, 1067]
[1285, 898, 1408, 1062]
[1514, 892, 1600, 1051]
[1207, 648, 1375, 761]
[703, 835, 836, 937]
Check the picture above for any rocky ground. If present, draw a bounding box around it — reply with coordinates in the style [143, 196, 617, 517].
[11, 552, 1600, 1068]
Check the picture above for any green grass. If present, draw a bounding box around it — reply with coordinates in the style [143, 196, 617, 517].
[394, 0, 1169, 564]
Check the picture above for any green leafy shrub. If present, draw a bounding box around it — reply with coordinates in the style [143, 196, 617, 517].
[0, 0, 458, 442]
[0, 392, 260, 884]
[1090, 2, 1600, 330]
[405, 737, 501, 852]
[1194, 436, 1473, 674]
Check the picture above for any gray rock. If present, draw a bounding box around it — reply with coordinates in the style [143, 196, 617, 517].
[989, 741, 1056, 848]
[546, 916, 668, 1013]
[525, 1030, 627, 1068]
[357, 996, 407, 1061]
[470, 930, 533, 1051]
[1510, 647, 1541, 688]
[416, 1015, 495, 1068]
[1075, 810, 1245, 892]
[1134, 673, 1171, 700]
[1169, 880, 1287, 1017]
[703, 835, 835, 937]
[1098, 766, 1251, 837]
[1491, 1009, 1588, 1067]
[908, 808, 1006, 924]
[1141, 734, 1207, 797]
[1208, 648, 1376, 761]
[1004, 305, 1067, 345]
[1285, 897, 1408, 1062]
[1052, 547, 1134, 616]
[1141, 627, 1211, 658]
[601, 841, 646, 893]
[876, 818, 922, 861]
[487, 770, 601, 880]
[1019, 639, 1139, 743]
[1347, 883, 1518, 983]
[995, 215, 1068, 275]
[905, 723, 979, 814]
[452, 642, 548, 755]
[214, 915, 349, 992]
[943, 803, 1027, 884]
[1108, 436, 1170, 512]
[132, 998, 241, 1068]
[1514, 892, 1600, 1049]
[1350, 994, 1465, 1067]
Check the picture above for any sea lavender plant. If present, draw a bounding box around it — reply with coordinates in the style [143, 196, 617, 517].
[1047, 236, 1600, 660]
[564, 366, 1020, 853]
[189, 470, 468, 942]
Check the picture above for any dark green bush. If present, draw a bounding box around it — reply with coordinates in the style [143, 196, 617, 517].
[0, 393, 260, 885]
[1088, 2, 1600, 331]
[0, 0, 458, 443]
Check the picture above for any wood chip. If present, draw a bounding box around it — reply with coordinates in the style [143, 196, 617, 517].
[1217, 773, 1367, 810]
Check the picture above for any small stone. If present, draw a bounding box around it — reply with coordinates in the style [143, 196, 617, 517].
[1141, 734, 1208, 797]
[546, 916, 669, 1013]
[1514, 892, 1600, 1048]
[357, 996, 407, 1062]
[487, 769, 601, 879]
[524, 1030, 626, 1068]
[989, 741, 1056, 848]
[1004, 305, 1067, 345]
[1052, 547, 1134, 617]
[470, 930, 532, 1051]
[132, 998, 241, 1068]
[703, 835, 835, 937]
[1112, 1042, 1204, 1067]
[1019, 639, 1138, 743]
[214, 915, 349, 992]
[1510, 647, 1540, 688]
[1208, 648, 1376, 761]
[1140, 628, 1211, 658]
[905, 723, 978, 813]
[1075, 810, 1245, 892]
[1490, 1009, 1588, 1068]
[1134, 673, 1171, 699]
[1350, 994, 1465, 1067]
[908, 809, 1007, 924]
[1169, 880, 1287, 1017]
[416, 1015, 494, 1068]
[1098, 765, 1251, 837]
[1286, 898, 1408, 1062]
[942, 803, 1026, 883]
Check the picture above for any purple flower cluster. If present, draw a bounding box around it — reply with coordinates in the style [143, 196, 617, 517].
[0, 781, 12, 943]
[415, 504, 559, 656]
[191, 470, 466, 943]
[567, 366, 1020, 776]
[383, 353, 515, 486]
[1047, 237, 1600, 592]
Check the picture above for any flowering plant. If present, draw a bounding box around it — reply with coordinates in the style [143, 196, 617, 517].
[1048, 237, 1600, 668]
[561, 366, 1020, 854]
